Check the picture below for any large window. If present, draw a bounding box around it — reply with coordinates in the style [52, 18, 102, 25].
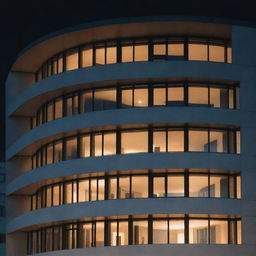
[31, 170, 241, 211]
[27, 215, 242, 254]
[31, 126, 241, 169]
[36, 36, 232, 81]
[33, 82, 239, 129]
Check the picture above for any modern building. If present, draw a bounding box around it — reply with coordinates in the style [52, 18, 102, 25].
[5, 17, 256, 255]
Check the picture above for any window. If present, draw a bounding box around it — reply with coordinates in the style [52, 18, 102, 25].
[79, 180, 89, 202]
[168, 175, 184, 197]
[153, 177, 165, 197]
[189, 219, 208, 244]
[210, 220, 228, 244]
[189, 129, 208, 152]
[131, 176, 148, 198]
[95, 45, 105, 65]
[80, 91, 93, 113]
[119, 176, 130, 199]
[189, 42, 208, 61]
[134, 43, 148, 61]
[153, 220, 168, 244]
[189, 86, 208, 106]
[209, 45, 225, 62]
[109, 178, 117, 200]
[106, 45, 117, 64]
[121, 131, 148, 154]
[169, 220, 185, 243]
[94, 89, 116, 111]
[65, 137, 77, 160]
[110, 221, 128, 246]
[210, 87, 228, 108]
[79, 223, 92, 248]
[167, 87, 184, 105]
[153, 131, 166, 152]
[133, 221, 148, 244]
[209, 130, 228, 153]
[168, 39, 184, 57]
[81, 46, 93, 67]
[66, 49, 79, 71]
[210, 176, 228, 198]
[95, 222, 104, 247]
[153, 87, 166, 106]
[122, 44, 133, 62]
[80, 135, 91, 158]
[134, 88, 148, 107]
[168, 130, 184, 152]
[54, 141, 63, 163]
[55, 99, 63, 119]
[189, 175, 209, 197]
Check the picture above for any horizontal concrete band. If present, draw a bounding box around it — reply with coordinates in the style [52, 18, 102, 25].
[6, 107, 248, 159]
[7, 61, 253, 117]
[6, 197, 255, 233]
[6, 153, 240, 195]
[19, 244, 256, 256]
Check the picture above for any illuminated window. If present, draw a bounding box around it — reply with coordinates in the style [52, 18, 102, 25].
[189, 175, 208, 197]
[209, 45, 225, 62]
[189, 129, 208, 152]
[95, 222, 104, 247]
[134, 43, 148, 61]
[134, 88, 148, 107]
[122, 44, 133, 62]
[189, 43, 208, 61]
[189, 219, 208, 243]
[209, 176, 228, 198]
[106, 46, 117, 64]
[94, 89, 116, 111]
[80, 135, 90, 158]
[153, 87, 166, 105]
[153, 177, 165, 197]
[153, 131, 166, 152]
[133, 221, 148, 244]
[210, 220, 228, 244]
[95, 45, 105, 65]
[80, 91, 93, 113]
[169, 220, 185, 243]
[65, 137, 77, 160]
[81, 46, 93, 67]
[121, 131, 148, 154]
[189, 86, 208, 106]
[168, 130, 184, 152]
[119, 176, 130, 199]
[153, 220, 168, 244]
[103, 133, 116, 155]
[131, 176, 148, 198]
[168, 175, 184, 197]
[66, 49, 79, 71]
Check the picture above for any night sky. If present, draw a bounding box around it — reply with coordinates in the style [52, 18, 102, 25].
[1, 0, 256, 85]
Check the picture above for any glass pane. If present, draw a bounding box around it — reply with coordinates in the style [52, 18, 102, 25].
[119, 222, 129, 245]
[53, 185, 60, 206]
[96, 222, 104, 247]
[133, 221, 148, 245]
[168, 87, 184, 105]
[189, 44, 208, 61]
[229, 176, 235, 199]
[229, 89, 234, 109]
[132, 176, 148, 198]
[189, 87, 208, 106]
[81, 47, 93, 67]
[79, 180, 89, 202]
[46, 186, 52, 207]
[209, 45, 225, 62]
[54, 141, 63, 162]
[65, 97, 73, 116]
[153, 220, 168, 244]
[153, 88, 166, 106]
[55, 99, 63, 119]
[64, 183, 72, 204]
[65, 137, 77, 160]
[46, 228, 53, 251]
[153, 177, 165, 197]
[134, 88, 148, 107]
[210, 220, 228, 244]
[98, 179, 105, 200]
[168, 43, 184, 56]
[189, 175, 209, 197]
[66, 49, 78, 71]
[189, 220, 208, 244]
[189, 130, 208, 152]
[122, 46, 133, 62]
[237, 220, 242, 244]
[134, 45, 148, 61]
[210, 176, 228, 198]
[168, 175, 184, 197]
[168, 130, 184, 152]
[109, 178, 117, 199]
[58, 55, 63, 73]
[103, 133, 116, 155]
[106, 47, 117, 64]
[169, 220, 185, 243]
[236, 176, 241, 199]
[47, 102, 54, 121]
[153, 44, 166, 55]
[73, 95, 79, 115]
[94, 89, 116, 111]
[110, 222, 118, 246]
[227, 47, 232, 63]
[81, 91, 93, 113]
[121, 89, 133, 107]
[210, 88, 228, 108]
[79, 223, 92, 248]
[119, 176, 130, 199]
[121, 131, 148, 154]
[73, 183, 77, 203]
[95, 48, 105, 65]
[90, 179, 97, 201]
[46, 144, 53, 164]
[236, 131, 241, 154]
[93, 134, 102, 156]
[80, 135, 90, 157]
[153, 131, 166, 152]
[209, 130, 228, 153]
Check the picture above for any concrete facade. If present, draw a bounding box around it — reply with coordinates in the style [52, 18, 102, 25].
[5, 17, 256, 255]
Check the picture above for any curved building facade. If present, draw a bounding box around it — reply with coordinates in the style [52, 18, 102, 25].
[5, 17, 256, 255]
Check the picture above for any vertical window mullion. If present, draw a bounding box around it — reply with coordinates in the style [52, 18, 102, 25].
[208, 219, 210, 244]
[185, 215, 189, 244]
